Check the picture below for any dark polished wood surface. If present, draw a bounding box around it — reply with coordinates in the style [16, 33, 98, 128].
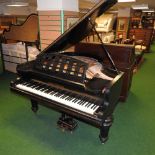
[3, 14, 39, 43]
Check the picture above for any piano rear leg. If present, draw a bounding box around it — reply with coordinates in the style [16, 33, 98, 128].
[99, 115, 113, 144]
[31, 99, 39, 113]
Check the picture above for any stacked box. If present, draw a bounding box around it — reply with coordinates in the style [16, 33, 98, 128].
[2, 42, 40, 73]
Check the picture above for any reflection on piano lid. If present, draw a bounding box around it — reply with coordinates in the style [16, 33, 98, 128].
[10, 0, 124, 143]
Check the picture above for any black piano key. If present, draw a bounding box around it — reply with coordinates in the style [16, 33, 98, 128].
[24, 82, 32, 87]
[67, 93, 76, 101]
[64, 96, 70, 100]
[57, 90, 65, 97]
[35, 84, 46, 90]
[72, 98, 78, 103]
[21, 81, 28, 85]
[43, 85, 51, 91]
[33, 82, 43, 89]
[91, 104, 96, 109]
[60, 94, 66, 99]
[93, 105, 98, 110]
[29, 82, 38, 88]
[64, 96, 69, 100]
[31, 84, 38, 88]
[87, 103, 92, 108]
[81, 97, 89, 105]
[39, 87, 46, 91]
[85, 102, 90, 107]
[77, 99, 83, 105]
[91, 104, 97, 109]
[90, 100, 97, 109]
[55, 92, 61, 97]
[81, 100, 87, 105]
[72, 95, 81, 103]
[50, 92, 56, 96]
[44, 86, 50, 94]
[42, 85, 50, 91]
[79, 96, 88, 105]
[54, 92, 61, 97]
[61, 91, 70, 99]
[65, 93, 73, 100]
[50, 91, 57, 95]
[75, 98, 82, 104]
[46, 88, 54, 94]
[68, 96, 74, 101]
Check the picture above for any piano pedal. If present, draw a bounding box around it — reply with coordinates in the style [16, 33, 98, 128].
[57, 114, 78, 132]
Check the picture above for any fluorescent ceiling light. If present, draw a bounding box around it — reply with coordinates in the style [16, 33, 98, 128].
[108, 10, 118, 13]
[85, 0, 100, 2]
[7, 2, 29, 7]
[142, 9, 155, 12]
[118, 0, 136, 2]
[132, 4, 149, 10]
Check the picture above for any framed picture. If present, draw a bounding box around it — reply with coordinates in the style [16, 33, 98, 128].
[118, 18, 126, 31]
[117, 18, 129, 32]
[67, 17, 79, 29]
[133, 10, 142, 17]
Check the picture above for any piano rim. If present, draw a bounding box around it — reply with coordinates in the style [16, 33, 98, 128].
[10, 85, 106, 128]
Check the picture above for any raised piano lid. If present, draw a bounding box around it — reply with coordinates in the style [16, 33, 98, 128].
[38, 0, 117, 54]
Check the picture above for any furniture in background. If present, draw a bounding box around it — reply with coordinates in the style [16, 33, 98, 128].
[129, 28, 153, 52]
[0, 14, 40, 73]
[75, 42, 135, 102]
[111, 36, 145, 72]
[86, 14, 116, 43]
[123, 38, 145, 72]
[130, 10, 155, 29]
[129, 10, 154, 52]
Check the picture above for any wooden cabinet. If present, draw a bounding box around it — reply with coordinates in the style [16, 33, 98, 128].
[129, 28, 153, 52]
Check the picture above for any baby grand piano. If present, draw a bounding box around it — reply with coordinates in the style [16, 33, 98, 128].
[10, 0, 123, 143]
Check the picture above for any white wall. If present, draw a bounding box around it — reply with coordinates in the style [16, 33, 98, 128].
[4, 6, 37, 15]
[37, 0, 79, 12]
[37, 0, 62, 11]
[62, 0, 79, 12]
[0, 5, 37, 15]
[118, 8, 131, 17]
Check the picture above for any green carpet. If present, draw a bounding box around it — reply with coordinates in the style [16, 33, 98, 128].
[0, 44, 155, 155]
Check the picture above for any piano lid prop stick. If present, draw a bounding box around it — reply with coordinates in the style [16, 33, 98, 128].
[88, 18, 119, 74]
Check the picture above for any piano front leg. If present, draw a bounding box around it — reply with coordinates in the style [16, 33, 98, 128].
[99, 115, 113, 144]
[31, 99, 39, 113]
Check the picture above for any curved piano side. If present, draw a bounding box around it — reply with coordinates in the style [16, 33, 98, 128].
[3, 14, 39, 43]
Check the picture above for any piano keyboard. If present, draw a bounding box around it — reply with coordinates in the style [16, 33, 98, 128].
[16, 81, 99, 115]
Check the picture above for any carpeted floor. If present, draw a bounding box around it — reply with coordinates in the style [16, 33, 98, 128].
[0, 43, 155, 155]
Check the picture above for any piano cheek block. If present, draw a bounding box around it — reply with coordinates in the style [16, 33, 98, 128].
[85, 77, 111, 93]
